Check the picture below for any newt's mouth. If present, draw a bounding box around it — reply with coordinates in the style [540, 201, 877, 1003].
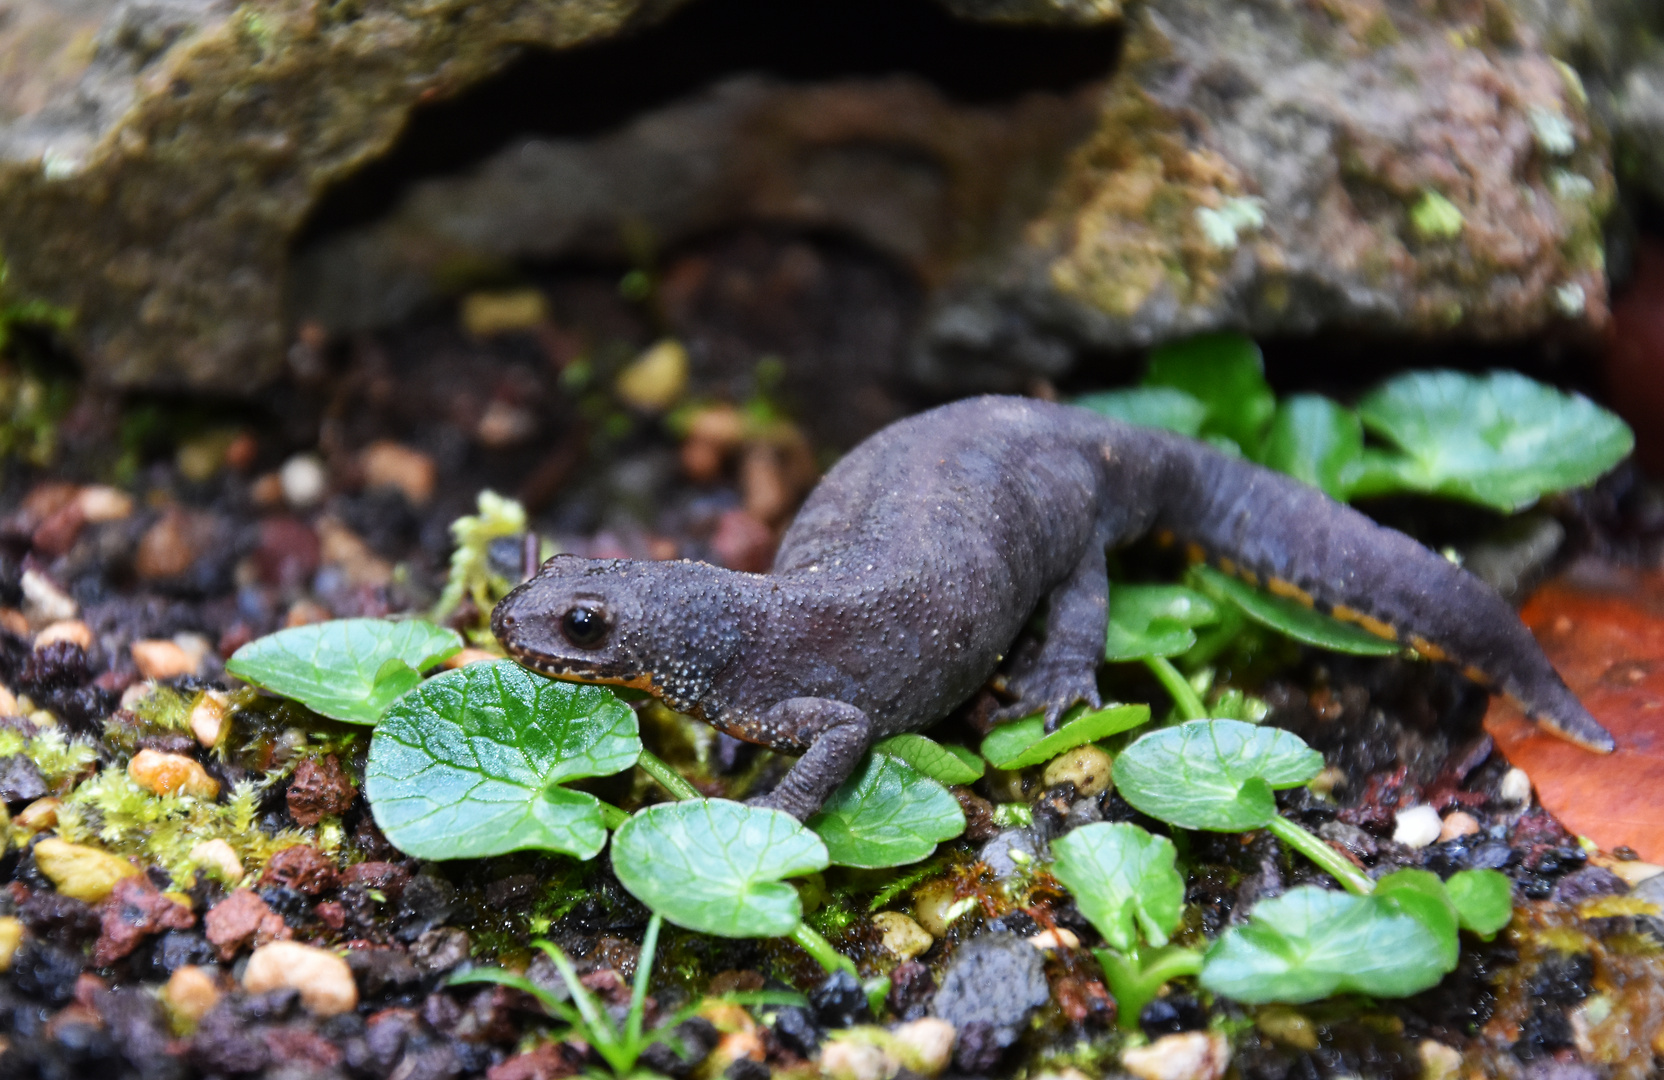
[500, 644, 662, 696]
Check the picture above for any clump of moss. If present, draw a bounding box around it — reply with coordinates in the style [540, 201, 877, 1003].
[103, 685, 196, 755]
[434, 490, 527, 639]
[27, 729, 101, 788]
[0, 725, 103, 796]
[54, 766, 330, 888]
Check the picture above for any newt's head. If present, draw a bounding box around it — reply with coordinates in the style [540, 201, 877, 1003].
[491, 555, 748, 713]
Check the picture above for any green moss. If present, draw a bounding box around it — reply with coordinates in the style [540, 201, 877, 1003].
[433, 490, 527, 630]
[867, 853, 955, 912]
[1409, 191, 1464, 240]
[0, 362, 75, 468]
[104, 686, 196, 755]
[25, 729, 100, 788]
[524, 861, 591, 935]
[58, 766, 323, 887]
[805, 888, 861, 939]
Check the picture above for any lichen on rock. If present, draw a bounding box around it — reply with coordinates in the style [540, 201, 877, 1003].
[997, 0, 1614, 354]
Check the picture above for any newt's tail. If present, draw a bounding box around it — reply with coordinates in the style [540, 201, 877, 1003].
[1147, 433, 1613, 752]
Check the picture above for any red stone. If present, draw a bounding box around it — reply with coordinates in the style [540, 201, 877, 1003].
[260, 844, 339, 896]
[204, 888, 290, 960]
[488, 1043, 578, 1080]
[93, 876, 195, 966]
[286, 755, 358, 826]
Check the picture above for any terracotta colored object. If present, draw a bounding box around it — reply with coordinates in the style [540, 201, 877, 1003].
[1484, 565, 1664, 860]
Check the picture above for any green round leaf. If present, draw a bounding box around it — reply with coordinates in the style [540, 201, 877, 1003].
[1446, 869, 1514, 936]
[1113, 719, 1323, 831]
[611, 800, 829, 937]
[228, 618, 463, 724]
[1104, 584, 1221, 661]
[1353, 370, 1634, 512]
[1145, 333, 1275, 449]
[980, 704, 1151, 771]
[872, 734, 984, 785]
[1254, 394, 1364, 501]
[1191, 565, 1400, 657]
[1051, 822, 1184, 952]
[807, 754, 965, 868]
[1374, 869, 1459, 972]
[1201, 886, 1452, 1004]
[365, 660, 640, 860]
[1074, 387, 1209, 437]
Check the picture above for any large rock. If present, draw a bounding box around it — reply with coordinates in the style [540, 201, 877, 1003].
[0, 0, 696, 390]
[923, 0, 1612, 384]
[1512, 0, 1664, 210]
[0, 0, 1618, 392]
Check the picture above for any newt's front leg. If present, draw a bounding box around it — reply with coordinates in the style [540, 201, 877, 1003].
[993, 541, 1108, 731]
[746, 698, 872, 821]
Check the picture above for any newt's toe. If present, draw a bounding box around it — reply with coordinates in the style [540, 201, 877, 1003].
[990, 674, 1101, 731]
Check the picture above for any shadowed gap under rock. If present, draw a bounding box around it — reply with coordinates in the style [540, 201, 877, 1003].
[295, 0, 1122, 247]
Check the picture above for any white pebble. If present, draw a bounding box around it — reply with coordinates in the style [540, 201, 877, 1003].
[1418, 1039, 1462, 1080]
[1498, 767, 1533, 806]
[1393, 804, 1443, 849]
[119, 682, 155, 711]
[76, 485, 133, 523]
[818, 1038, 889, 1080]
[279, 454, 327, 509]
[890, 1018, 956, 1076]
[20, 569, 76, 623]
[1123, 1030, 1231, 1080]
[189, 690, 230, 748]
[243, 941, 357, 1015]
[872, 911, 933, 960]
[189, 838, 243, 884]
[34, 620, 91, 651]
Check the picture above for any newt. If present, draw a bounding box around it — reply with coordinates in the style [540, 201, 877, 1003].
[492, 395, 1612, 819]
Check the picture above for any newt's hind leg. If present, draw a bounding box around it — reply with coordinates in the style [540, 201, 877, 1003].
[993, 542, 1107, 731]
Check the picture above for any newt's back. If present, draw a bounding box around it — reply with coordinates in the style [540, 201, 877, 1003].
[774, 396, 1140, 588]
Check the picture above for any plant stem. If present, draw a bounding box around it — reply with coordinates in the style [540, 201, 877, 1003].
[789, 922, 857, 977]
[1097, 944, 1204, 1031]
[598, 802, 630, 830]
[863, 976, 891, 1019]
[1266, 814, 1374, 896]
[636, 750, 703, 801]
[1138, 943, 1205, 986]
[626, 913, 662, 1048]
[1145, 656, 1208, 721]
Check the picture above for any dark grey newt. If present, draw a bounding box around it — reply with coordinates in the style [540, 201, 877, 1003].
[491, 395, 1613, 820]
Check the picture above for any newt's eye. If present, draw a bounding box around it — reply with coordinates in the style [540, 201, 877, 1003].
[561, 604, 610, 648]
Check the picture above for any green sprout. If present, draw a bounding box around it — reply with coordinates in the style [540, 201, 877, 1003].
[452, 914, 693, 1079]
